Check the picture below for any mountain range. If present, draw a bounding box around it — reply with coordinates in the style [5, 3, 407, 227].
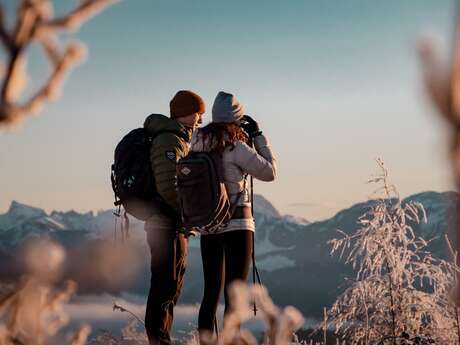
[0, 191, 457, 318]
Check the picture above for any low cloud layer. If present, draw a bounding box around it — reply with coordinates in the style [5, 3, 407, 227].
[1, 238, 147, 295]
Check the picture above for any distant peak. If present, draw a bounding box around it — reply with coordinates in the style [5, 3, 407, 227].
[327, 190, 459, 222]
[7, 200, 47, 218]
[403, 190, 459, 203]
[254, 194, 282, 218]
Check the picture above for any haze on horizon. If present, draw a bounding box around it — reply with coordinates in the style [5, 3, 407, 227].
[0, 0, 457, 221]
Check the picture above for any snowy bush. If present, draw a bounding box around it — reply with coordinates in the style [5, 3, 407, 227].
[326, 160, 460, 344]
[101, 281, 305, 345]
[0, 239, 90, 345]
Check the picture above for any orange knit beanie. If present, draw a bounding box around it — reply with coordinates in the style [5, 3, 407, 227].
[170, 90, 205, 118]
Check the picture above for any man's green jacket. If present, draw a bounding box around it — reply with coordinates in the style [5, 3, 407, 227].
[144, 113, 193, 214]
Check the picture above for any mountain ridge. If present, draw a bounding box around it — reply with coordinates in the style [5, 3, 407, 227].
[0, 191, 457, 318]
[4, 189, 453, 231]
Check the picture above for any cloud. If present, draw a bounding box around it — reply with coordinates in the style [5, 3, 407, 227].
[65, 296, 321, 339]
[63, 295, 207, 340]
[0, 239, 147, 295]
[66, 294, 202, 322]
[63, 240, 145, 294]
[287, 201, 343, 209]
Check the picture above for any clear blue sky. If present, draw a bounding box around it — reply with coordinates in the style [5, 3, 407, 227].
[0, 0, 456, 220]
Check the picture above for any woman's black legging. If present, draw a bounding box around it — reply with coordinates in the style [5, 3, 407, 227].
[198, 230, 253, 332]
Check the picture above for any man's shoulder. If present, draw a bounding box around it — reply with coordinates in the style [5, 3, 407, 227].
[153, 131, 189, 147]
[144, 113, 191, 145]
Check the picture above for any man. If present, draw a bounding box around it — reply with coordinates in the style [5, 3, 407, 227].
[143, 90, 205, 345]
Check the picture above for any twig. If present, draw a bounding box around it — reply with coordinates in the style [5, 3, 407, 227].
[323, 307, 327, 345]
[0, 5, 12, 50]
[113, 302, 146, 328]
[386, 260, 396, 345]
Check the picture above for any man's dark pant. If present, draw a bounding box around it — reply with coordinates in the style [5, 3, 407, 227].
[145, 215, 188, 345]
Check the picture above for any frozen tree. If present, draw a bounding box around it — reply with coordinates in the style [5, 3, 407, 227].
[0, 0, 116, 128]
[326, 160, 459, 345]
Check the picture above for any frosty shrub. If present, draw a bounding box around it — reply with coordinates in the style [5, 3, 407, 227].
[89, 318, 148, 345]
[326, 160, 459, 345]
[194, 281, 304, 345]
[0, 239, 90, 345]
[101, 281, 305, 345]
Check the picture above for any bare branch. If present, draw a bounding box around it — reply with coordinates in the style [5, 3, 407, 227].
[3, 52, 27, 103]
[36, 31, 60, 66]
[42, 0, 117, 32]
[0, 0, 117, 128]
[418, 38, 456, 125]
[18, 42, 85, 116]
[0, 5, 12, 50]
[13, 2, 39, 49]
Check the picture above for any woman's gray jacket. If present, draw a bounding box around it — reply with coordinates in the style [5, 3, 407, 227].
[190, 132, 277, 233]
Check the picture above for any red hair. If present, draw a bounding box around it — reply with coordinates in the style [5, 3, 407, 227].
[199, 122, 248, 153]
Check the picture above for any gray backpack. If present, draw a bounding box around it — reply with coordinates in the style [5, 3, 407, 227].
[176, 152, 241, 234]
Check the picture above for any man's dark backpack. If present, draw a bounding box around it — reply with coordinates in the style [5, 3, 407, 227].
[176, 152, 241, 234]
[111, 128, 185, 221]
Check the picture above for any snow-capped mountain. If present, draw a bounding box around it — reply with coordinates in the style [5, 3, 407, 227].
[0, 195, 298, 249]
[0, 202, 145, 247]
[0, 201, 47, 231]
[0, 191, 456, 318]
[253, 194, 281, 218]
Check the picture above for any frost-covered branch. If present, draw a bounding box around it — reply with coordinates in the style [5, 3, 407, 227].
[0, 0, 117, 128]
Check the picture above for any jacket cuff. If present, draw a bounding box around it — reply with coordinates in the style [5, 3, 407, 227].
[253, 133, 269, 149]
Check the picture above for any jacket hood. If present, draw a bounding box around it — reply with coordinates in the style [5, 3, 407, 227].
[143, 113, 192, 141]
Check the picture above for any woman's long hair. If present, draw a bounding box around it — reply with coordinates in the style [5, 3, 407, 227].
[199, 122, 249, 153]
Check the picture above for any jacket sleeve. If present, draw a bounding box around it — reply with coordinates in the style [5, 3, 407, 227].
[150, 133, 188, 213]
[233, 134, 277, 182]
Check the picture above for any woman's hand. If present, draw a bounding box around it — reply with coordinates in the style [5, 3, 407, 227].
[241, 115, 262, 138]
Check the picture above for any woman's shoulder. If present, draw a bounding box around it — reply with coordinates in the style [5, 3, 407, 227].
[191, 129, 215, 152]
[191, 130, 203, 144]
[231, 140, 252, 151]
[224, 140, 254, 159]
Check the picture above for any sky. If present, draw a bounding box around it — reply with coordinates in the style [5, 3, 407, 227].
[0, 0, 457, 221]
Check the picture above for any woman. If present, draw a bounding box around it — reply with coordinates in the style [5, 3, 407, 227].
[191, 91, 277, 336]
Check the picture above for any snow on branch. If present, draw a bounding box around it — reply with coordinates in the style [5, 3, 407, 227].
[0, 0, 117, 128]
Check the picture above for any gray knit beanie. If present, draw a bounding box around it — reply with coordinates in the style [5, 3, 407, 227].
[212, 91, 245, 123]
